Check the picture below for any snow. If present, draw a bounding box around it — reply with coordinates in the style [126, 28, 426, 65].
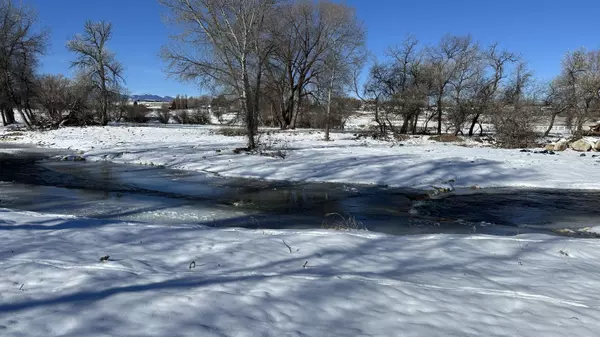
[5, 124, 600, 191]
[1, 208, 599, 336]
[3, 125, 600, 335]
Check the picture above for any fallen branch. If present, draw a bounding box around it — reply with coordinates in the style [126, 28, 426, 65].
[283, 240, 293, 254]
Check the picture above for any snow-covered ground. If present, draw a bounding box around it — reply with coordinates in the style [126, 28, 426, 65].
[1, 208, 599, 337]
[3, 124, 600, 191]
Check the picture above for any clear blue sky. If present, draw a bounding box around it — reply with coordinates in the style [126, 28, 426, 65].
[29, 0, 600, 97]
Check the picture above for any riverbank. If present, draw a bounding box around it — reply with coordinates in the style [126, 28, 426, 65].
[1, 208, 599, 336]
[2, 124, 599, 191]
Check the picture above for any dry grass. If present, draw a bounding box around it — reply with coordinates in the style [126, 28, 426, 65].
[321, 213, 367, 231]
[217, 127, 247, 137]
[429, 134, 464, 143]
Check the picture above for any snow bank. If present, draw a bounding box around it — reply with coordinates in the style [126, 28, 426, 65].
[1, 208, 599, 336]
[6, 125, 600, 190]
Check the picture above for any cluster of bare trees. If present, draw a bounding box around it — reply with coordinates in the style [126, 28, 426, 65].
[3, 0, 599, 149]
[159, 0, 366, 148]
[0, 1, 47, 128]
[545, 49, 600, 136]
[0, 1, 125, 129]
[359, 35, 600, 147]
[359, 36, 524, 139]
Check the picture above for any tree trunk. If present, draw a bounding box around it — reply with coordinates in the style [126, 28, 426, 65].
[374, 98, 385, 135]
[1, 108, 6, 126]
[17, 108, 32, 130]
[324, 69, 335, 141]
[291, 92, 302, 130]
[543, 111, 560, 137]
[101, 94, 109, 126]
[412, 110, 420, 134]
[469, 113, 480, 136]
[436, 98, 443, 135]
[5, 108, 15, 125]
[400, 114, 410, 134]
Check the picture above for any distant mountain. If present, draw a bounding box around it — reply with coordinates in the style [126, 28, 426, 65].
[129, 94, 175, 102]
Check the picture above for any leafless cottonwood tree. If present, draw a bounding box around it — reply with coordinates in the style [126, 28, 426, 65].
[67, 21, 124, 126]
[428, 35, 476, 135]
[446, 41, 481, 135]
[36, 74, 72, 123]
[265, 0, 365, 132]
[159, 0, 277, 150]
[492, 61, 540, 147]
[467, 44, 517, 136]
[318, 4, 365, 141]
[389, 38, 433, 135]
[355, 60, 390, 136]
[0, 0, 47, 128]
[542, 79, 568, 137]
[363, 37, 432, 137]
[555, 48, 600, 135]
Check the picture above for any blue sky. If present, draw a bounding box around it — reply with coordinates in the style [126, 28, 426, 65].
[29, 0, 600, 97]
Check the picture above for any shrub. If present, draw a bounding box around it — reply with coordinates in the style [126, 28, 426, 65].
[429, 134, 464, 142]
[157, 105, 171, 124]
[123, 104, 149, 123]
[217, 127, 247, 137]
[173, 108, 210, 125]
[492, 109, 539, 148]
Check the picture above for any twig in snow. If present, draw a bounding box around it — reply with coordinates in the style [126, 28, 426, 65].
[99, 255, 110, 262]
[189, 261, 196, 269]
[19, 284, 24, 291]
[303, 261, 308, 268]
[283, 240, 293, 254]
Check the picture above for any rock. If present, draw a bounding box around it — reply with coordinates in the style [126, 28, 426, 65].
[545, 144, 555, 151]
[595, 141, 600, 151]
[554, 139, 569, 151]
[570, 139, 592, 152]
[62, 155, 86, 162]
[580, 153, 587, 157]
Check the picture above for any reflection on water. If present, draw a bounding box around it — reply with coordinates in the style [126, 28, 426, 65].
[1, 145, 600, 236]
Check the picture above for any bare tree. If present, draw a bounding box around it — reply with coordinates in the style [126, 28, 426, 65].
[373, 37, 431, 136]
[0, 0, 47, 128]
[467, 44, 517, 136]
[357, 61, 389, 136]
[542, 79, 568, 137]
[36, 74, 72, 124]
[492, 62, 540, 148]
[557, 48, 600, 135]
[67, 21, 124, 126]
[428, 35, 476, 135]
[446, 42, 481, 135]
[318, 3, 365, 141]
[160, 0, 277, 150]
[265, 0, 364, 131]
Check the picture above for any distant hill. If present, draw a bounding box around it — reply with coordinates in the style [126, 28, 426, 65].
[130, 94, 175, 102]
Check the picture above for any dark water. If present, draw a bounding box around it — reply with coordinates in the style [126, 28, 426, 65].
[2, 144, 600, 236]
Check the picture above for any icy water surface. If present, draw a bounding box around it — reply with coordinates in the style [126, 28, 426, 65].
[2, 144, 600, 236]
